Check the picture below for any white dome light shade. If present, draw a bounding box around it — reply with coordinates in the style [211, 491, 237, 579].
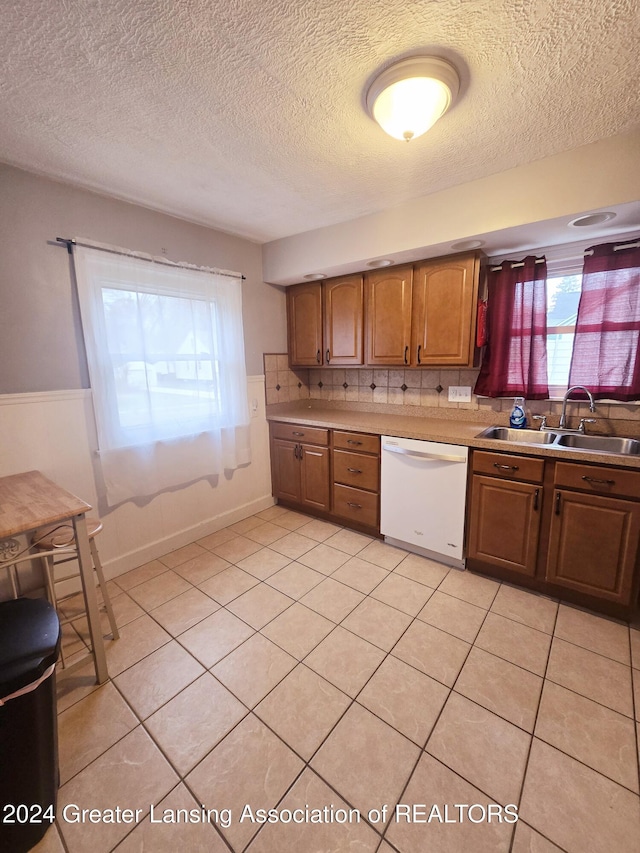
[367, 57, 460, 142]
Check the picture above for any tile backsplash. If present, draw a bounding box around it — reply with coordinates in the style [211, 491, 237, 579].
[305, 367, 484, 410]
[264, 354, 310, 405]
[263, 354, 640, 437]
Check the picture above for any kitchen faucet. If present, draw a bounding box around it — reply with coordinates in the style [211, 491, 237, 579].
[558, 385, 596, 431]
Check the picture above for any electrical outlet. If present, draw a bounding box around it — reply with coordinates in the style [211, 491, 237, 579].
[251, 398, 259, 418]
[448, 385, 472, 403]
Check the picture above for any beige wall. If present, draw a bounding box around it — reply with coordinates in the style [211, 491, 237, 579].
[0, 164, 286, 587]
[263, 129, 640, 284]
[0, 163, 287, 392]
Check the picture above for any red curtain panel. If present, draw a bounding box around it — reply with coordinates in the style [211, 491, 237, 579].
[568, 241, 640, 401]
[474, 256, 549, 399]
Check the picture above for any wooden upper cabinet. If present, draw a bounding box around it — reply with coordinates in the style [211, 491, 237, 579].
[288, 282, 323, 366]
[412, 252, 480, 366]
[288, 252, 481, 368]
[365, 265, 413, 365]
[324, 275, 364, 365]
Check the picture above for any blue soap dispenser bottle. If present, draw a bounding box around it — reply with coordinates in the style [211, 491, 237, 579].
[509, 397, 527, 429]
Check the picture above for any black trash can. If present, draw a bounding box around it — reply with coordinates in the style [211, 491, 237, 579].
[0, 597, 61, 853]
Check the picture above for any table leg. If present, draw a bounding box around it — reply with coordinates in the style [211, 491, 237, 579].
[72, 513, 109, 683]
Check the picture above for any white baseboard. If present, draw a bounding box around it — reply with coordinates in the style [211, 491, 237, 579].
[104, 493, 276, 579]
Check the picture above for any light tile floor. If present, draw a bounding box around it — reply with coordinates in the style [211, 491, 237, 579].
[33, 506, 640, 853]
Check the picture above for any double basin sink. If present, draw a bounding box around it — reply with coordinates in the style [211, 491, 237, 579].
[476, 426, 640, 457]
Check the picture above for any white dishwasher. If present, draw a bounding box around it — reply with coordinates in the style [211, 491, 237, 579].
[380, 436, 468, 568]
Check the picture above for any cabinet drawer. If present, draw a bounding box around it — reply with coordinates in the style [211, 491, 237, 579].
[271, 422, 329, 446]
[333, 484, 379, 528]
[333, 450, 380, 492]
[473, 450, 544, 483]
[554, 461, 640, 500]
[333, 430, 379, 454]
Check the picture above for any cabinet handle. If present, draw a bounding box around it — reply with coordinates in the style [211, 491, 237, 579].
[347, 467, 362, 474]
[581, 475, 615, 486]
[494, 463, 519, 471]
[316, 350, 321, 363]
[347, 501, 362, 509]
[292, 431, 304, 436]
[533, 488, 539, 511]
[294, 444, 300, 460]
[555, 491, 561, 515]
[326, 348, 330, 363]
[417, 344, 421, 365]
[404, 345, 409, 365]
[347, 439, 362, 446]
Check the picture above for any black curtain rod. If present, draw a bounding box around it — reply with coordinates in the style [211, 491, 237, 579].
[55, 237, 246, 279]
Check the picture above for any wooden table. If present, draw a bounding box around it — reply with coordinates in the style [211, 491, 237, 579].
[0, 470, 108, 683]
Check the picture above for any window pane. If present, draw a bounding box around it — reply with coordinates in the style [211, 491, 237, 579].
[547, 274, 581, 326]
[547, 332, 575, 387]
[546, 274, 582, 388]
[101, 286, 219, 436]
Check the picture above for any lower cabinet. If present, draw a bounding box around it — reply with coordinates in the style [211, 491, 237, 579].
[331, 430, 380, 529]
[546, 463, 640, 606]
[467, 475, 541, 577]
[270, 424, 330, 512]
[468, 450, 544, 577]
[467, 450, 640, 615]
[269, 422, 380, 534]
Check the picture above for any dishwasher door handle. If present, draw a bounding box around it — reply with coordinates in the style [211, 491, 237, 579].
[382, 445, 467, 464]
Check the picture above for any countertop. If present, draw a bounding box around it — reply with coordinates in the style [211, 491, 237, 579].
[266, 401, 640, 470]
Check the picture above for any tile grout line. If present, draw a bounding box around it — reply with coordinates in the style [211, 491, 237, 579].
[507, 599, 561, 853]
[630, 629, 640, 802]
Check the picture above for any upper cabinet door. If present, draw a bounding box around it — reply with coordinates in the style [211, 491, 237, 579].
[365, 266, 413, 365]
[288, 282, 323, 366]
[412, 253, 480, 366]
[324, 275, 364, 365]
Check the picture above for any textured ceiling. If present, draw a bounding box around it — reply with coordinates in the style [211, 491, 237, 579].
[1, 0, 639, 242]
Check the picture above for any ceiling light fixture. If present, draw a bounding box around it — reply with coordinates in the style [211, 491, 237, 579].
[303, 273, 327, 280]
[367, 259, 394, 268]
[568, 212, 617, 228]
[450, 239, 484, 251]
[366, 56, 460, 142]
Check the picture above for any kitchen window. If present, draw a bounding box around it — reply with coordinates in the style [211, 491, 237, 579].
[477, 238, 640, 401]
[546, 270, 582, 394]
[73, 243, 250, 506]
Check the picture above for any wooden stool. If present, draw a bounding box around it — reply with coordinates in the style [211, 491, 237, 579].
[32, 519, 119, 662]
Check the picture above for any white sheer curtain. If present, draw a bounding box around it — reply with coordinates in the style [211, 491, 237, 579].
[73, 244, 251, 506]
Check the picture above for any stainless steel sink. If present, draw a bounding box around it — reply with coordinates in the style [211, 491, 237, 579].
[476, 426, 559, 444]
[555, 434, 640, 455]
[476, 425, 640, 456]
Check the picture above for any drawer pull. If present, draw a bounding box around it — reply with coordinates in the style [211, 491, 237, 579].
[582, 475, 615, 486]
[417, 344, 422, 365]
[347, 467, 362, 474]
[316, 350, 321, 363]
[347, 439, 363, 446]
[326, 348, 330, 363]
[494, 463, 519, 471]
[347, 501, 362, 509]
[404, 345, 409, 365]
[292, 431, 304, 436]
